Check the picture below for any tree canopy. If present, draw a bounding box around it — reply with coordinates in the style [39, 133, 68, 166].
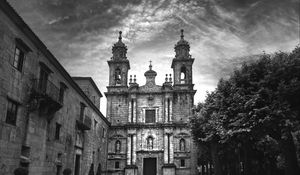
[191, 47, 300, 175]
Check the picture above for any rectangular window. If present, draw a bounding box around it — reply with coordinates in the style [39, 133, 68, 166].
[55, 123, 61, 140]
[5, 99, 18, 125]
[145, 109, 155, 123]
[115, 161, 120, 169]
[39, 68, 49, 93]
[13, 47, 25, 71]
[59, 87, 64, 103]
[92, 96, 96, 104]
[102, 128, 106, 138]
[94, 119, 97, 130]
[80, 103, 85, 120]
[59, 83, 66, 103]
[180, 159, 185, 167]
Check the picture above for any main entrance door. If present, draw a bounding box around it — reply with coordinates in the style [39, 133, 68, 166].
[143, 158, 157, 175]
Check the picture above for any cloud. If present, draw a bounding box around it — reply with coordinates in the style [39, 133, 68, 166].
[48, 16, 70, 25]
[7, 0, 300, 114]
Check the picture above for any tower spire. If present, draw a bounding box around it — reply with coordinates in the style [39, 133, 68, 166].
[149, 60, 152, 70]
[118, 31, 122, 41]
[180, 29, 184, 40]
[174, 29, 190, 59]
[112, 31, 127, 60]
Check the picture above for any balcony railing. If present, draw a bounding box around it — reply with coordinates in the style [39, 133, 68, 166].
[32, 79, 60, 101]
[76, 115, 92, 130]
[30, 79, 62, 115]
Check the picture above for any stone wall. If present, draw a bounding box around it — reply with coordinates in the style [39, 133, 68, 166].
[0, 3, 109, 175]
[172, 93, 194, 122]
[106, 94, 129, 124]
[73, 78, 102, 110]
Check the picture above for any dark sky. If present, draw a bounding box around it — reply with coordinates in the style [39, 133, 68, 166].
[8, 0, 300, 114]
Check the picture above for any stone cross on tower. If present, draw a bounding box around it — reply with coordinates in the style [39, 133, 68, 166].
[118, 31, 122, 41]
[180, 29, 184, 40]
[149, 60, 152, 70]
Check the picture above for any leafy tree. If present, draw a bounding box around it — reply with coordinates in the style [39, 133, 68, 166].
[191, 47, 300, 175]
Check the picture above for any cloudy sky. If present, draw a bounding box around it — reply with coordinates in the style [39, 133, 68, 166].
[8, 0, 300, 114]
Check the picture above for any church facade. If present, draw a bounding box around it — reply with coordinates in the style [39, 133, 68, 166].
[105, 30, 197, 175]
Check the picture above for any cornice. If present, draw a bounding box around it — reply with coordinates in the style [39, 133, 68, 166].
[110, 122, 189, 129]
[171, 58, 195, 68]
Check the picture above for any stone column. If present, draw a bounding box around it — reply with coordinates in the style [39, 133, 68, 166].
[125, 134, 138, 175]
[163, 133, 176, 175]
[163, 134, 168, 163]
[128, 99, 132, 122]
[127, 135, 131, 165]
[169, 99, 173, 122]
[164, 98, 168, 122]
[133, 99, 136, 123]
[142, 109, 145, 123]
[156, 108, 159, 122]
[128, 98, 137, 123]
[170, 134, 174, 163]
[133, 134, 137, 164]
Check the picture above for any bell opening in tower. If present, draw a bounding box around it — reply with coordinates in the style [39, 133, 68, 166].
[180, 66, 186, 84]
[115, 68, 121, 85]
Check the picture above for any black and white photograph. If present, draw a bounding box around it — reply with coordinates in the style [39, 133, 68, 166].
[0, 0, 299, 175]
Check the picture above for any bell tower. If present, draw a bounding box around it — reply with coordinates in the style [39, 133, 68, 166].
[108, 31, 130, 88]
[171, 29, 196, 123]
[106, 31, 130, 124]
[171, 29, 194, 90]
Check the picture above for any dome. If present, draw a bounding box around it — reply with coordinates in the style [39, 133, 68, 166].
[144, 69, 157, 77]
[112, 31, 127, 60]
[113, 31, 126, 48]
[144, 61, 157, 77]
[175, 29, 190, 49]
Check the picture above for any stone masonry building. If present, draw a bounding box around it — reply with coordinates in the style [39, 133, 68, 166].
[0, 1, 199, 175]
[0, 1, 109, 175]
[105, 31, 197, 175]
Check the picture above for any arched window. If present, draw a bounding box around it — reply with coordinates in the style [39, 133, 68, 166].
[180, 67, 186, 84]
[179, 138, 185, 151]
[115, 68, 121, 85]
[115, 140, 121, 153]
[147, 136, 154, 150]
